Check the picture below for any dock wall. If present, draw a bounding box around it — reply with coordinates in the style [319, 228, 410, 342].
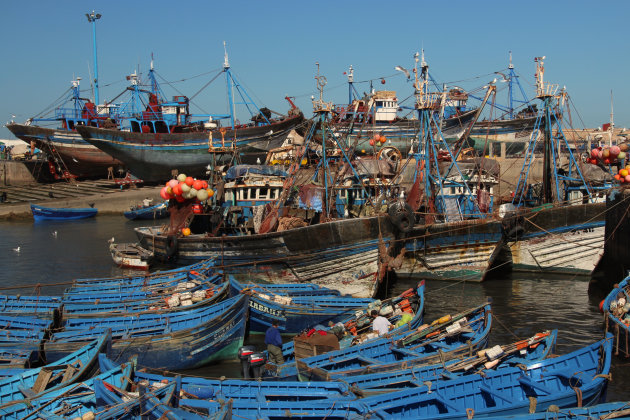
[0, 160, 36, 184]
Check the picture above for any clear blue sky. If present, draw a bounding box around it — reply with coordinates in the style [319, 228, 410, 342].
[1, 0, 628, 140]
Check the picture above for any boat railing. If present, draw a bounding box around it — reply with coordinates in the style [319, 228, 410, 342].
[536, 82, 559, 98]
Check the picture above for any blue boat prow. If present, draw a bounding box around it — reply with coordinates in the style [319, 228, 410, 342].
[31, 204, 98, 221]
[123, 200, 168, 220]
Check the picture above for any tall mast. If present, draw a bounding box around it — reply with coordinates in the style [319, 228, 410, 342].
[347, 65, 354, 106]
[609, 89, 614, 146]
[86, 11, 102, 105]
[223, 41, 235, 129]
[508, 51, 514, 119]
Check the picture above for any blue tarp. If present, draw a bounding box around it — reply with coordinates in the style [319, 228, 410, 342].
[224, 165, 288, 180]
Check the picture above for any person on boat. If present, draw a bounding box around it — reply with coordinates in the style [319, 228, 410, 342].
[371, 309, 392, 336]
[265, 320, 284, 364]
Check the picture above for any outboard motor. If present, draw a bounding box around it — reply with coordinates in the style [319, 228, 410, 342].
[248, 352, 267, 379]
[238, 345, 256, 379]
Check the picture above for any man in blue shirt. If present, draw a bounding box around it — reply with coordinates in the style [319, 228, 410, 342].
[265, 320, 284, 364]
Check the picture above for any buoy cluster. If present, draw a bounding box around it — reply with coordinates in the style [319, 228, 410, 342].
[369, 134, 388, 147]
[588, 145, 627, 166]
[160, 173, 215, 203]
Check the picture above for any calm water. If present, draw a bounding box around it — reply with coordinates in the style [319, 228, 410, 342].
[0, 216, 628, 402]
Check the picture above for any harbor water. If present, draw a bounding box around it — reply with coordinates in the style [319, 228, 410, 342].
[0, 215, 628, 402]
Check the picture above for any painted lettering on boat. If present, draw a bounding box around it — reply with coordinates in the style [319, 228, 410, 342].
[250, 300, 284, 317]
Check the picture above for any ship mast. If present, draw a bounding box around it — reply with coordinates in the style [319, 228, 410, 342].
[609, 90, 614, 147]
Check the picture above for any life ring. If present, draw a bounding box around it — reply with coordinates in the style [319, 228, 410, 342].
[165, 235, 179, 260]
[388, 202, 414, 233]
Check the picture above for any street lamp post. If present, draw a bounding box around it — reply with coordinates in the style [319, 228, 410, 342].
[85, 11, 102, 106]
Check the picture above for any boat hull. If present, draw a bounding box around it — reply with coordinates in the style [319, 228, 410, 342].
[397, 219, 506, 282]
[31, 204, 97, 221]
[135, 216, 396, 298]
[470, 115, 539, 143]
[6, 123, 123, 178]
[507, 203, 606, 275]
[77, 113, 304, 182]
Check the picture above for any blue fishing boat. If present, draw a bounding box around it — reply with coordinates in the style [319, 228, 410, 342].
[0, 295, 62, 317]
[231, 277, 374, 334]
[483, 401, 630, 419]
[133, 370, 357, 402]
[31, 204, 97, 221]
[295, 303, 492, 381]
[603, 274, 630, 357]
[0, 332, 109, 406]
[352, 334, 613, 418]
[264, 281, 426, 379]
[44, 294, 249, 370]
[342, 330, 557, 392]
[124, 200, 169, 220]
[0, 354, 135, 419]
[62, 279, 228, 317]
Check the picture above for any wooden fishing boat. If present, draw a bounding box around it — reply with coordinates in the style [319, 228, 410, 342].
[482, 401, 630, 419]
[352, 334, 613, 419]
[295, 303, 492, 381]
[265, 280, 426, 379]
[135, 214, 395, 298]
[109, 242, 153, 270]
[134, 370, 357, 402]
[124, 200, 169, 220]
[0, 354, 135, 420]
[199, 335, 611, 419]
[0, 332, 109, 406]
[231, 277, 374, 334]
[44, 294, 249, 370]
[603, 274, 630, 357]
[62, 279, 228, 318]
[342, 330, 557, 391]
[30, 204, 97, 221]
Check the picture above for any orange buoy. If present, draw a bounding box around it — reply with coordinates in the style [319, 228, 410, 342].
[599, 299, 605, 314]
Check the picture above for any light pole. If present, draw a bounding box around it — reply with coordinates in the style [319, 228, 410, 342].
[85, 11, 102, 105]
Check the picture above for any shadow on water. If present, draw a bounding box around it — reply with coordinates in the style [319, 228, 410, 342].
[1, 216, 629, 401]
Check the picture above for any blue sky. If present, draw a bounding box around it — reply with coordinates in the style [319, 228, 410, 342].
[1, 1, 628, 140]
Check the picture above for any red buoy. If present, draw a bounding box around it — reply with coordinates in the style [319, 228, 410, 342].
[599, 299, 605, 314]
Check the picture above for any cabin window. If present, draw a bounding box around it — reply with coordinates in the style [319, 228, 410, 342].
[67, 120, 75, 130]
[154, 121, 169, 133]
[130, 121, 140, 132]
[259, 187, 269, 200]
[376, 101, 383, 107]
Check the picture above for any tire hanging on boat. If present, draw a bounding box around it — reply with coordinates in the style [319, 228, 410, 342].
[388, 202, 414, 233]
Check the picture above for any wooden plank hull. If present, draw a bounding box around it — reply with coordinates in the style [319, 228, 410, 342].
[398, 219, 506, 282]
[507, 203, 607, 275]
[135, 216, 395, 298]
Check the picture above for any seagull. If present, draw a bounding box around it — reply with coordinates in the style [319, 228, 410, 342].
[395, 65, 410, 80]
[13, 246, 20, 253]
[52, 231, 57, 238]
[107, 237, 115, 244]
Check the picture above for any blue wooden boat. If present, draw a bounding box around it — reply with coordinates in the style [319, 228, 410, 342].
[483, 401, 630, 419]
[265, 281, 426, 379]
[352, 334, 613, 419]
[72, 258, 215, 285]
[342, 330, 557, 392]
[0, 355, 135, 419]
[604, 274, 630, 357]
[133, 370, 357, 402]
[295, 303, 492, 381]
[0, 332, 109, 406]
[124, 200, 169, 220]
[30, 203, 97, 221]
[231, 277, 375, 334]
[0, 295, 62, 318]
[189, 336, 612, 420]
[62, 280, 229, 318]
[44, 294, 249, 370]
